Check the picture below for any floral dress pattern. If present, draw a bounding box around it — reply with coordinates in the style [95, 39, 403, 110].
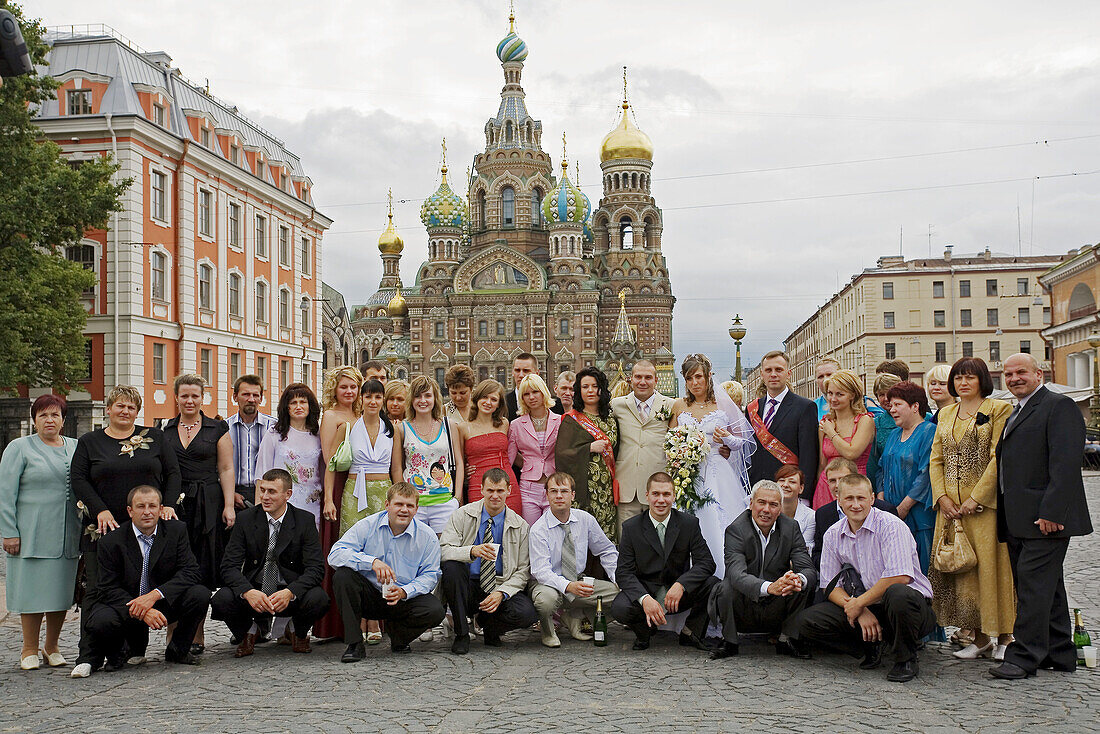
[256, 426, 325, 526]
[584, 415, 619, 542]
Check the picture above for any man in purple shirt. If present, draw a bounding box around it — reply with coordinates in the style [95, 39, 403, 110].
[784, 474, 935, 682]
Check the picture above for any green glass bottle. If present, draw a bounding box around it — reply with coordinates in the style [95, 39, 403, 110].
[1074, 608, 1091, 665]
[593, 597, 608, 647]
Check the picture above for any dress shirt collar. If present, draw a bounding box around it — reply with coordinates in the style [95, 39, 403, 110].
[648, 511, 671, 529]
[378, 511, 415, 538]
[132, 523, 157, 542]
[839, 506, 881, 538]
[766, 387, 790, 405]
[479, 506, 506, 539]
[546, 510, 575, 528]
[752, 518, 774, 542]
[1015, 383, 1045, 411]
[634, 392, 656, 411]
[265, 504, 288, 524]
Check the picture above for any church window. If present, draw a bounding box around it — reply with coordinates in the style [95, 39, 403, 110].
[434, 321, 445, 339]
[613, 173, 620, 190]
[632, 173, 638, 188]
[502, 187, 515, 226]
[514, 319, 524, 336]
[620, 217, 634, 249]
[478, 320, 488, 337]
[478, 190, 487, 229]
[505, 120, 513, 143]
[496, 366, 507, 384]
[532, 188, 543, 227]
[560, 319, 569, 335]
[496, 320, 506, 336]
[479, 366, 489, 381]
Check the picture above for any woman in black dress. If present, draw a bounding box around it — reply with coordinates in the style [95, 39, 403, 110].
[162, 374, 235, 653]
[70, 385, 181, 673]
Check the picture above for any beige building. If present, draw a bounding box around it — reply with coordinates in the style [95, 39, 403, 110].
[1039, 244, 1100, 389]
[784, 247, 1061, 398]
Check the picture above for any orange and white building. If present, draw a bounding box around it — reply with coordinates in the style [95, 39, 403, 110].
[35, 26, 331, 420]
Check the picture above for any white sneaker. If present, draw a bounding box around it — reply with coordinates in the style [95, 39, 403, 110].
[418, 628, 434, 642]
[70, 663, 92, 678]
[127, 656, 148, 666]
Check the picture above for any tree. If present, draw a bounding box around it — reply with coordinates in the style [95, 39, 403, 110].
[0, 2, 130, 392]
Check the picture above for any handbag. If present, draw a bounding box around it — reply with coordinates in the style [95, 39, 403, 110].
[442, 417, 457, 495]
[327, 421, 353, 472]
[934, 518, 978, 574]
[824, 562, 867, 599]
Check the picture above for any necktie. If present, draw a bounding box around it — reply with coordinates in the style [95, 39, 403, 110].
[638, 400, 649, 421]
[1005, 402, 1022, 432]
[763, 398, 778, 428]
[656, 521, 666, 547]
[479, 517, 498, 594]
[261, 520, 281, 595]
[138, 534, 154, 596]
[560, 523, 578, 582]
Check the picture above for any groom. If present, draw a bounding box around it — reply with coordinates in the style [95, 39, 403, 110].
[611, 361, 676, 534]
[746, 351, 819, 504]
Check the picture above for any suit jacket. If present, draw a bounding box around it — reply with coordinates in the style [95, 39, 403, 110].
[611, 393, 676, 505]
[507, 390, 564, 423]
[812, 498, 897, 569]
[997, 386, 1093, 540]
[747, 391, 819, 500]
[220, 504, 325, 599]
[616, 508, 715, 604]
[507, 412, 562, 482]
[439, 499, 531, 599]
[723, 510, 817, 600]
[95, 519, 203, 608]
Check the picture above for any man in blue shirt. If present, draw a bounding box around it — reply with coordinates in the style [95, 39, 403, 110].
[328, 482, 445, 661]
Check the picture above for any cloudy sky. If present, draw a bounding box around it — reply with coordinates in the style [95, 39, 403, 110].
[35, 0, 1100, 380]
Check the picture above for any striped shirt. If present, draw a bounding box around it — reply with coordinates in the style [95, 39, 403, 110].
[226, 412, 276, 486]
[819, 506, 932, 598]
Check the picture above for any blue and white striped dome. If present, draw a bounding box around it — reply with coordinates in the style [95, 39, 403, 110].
[496, 30, 528, 63]
[542, 164, 590, 226]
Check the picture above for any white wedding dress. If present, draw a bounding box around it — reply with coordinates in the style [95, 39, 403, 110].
[677, 409, 752, 580]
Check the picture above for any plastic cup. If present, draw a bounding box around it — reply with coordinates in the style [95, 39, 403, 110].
[489, 543, 501, 559]
[381, 582, 396, 598]
[582, 576, 596, 587]
[1084, 646, 1098, 668]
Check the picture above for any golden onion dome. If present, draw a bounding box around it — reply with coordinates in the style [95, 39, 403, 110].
[386, 288, 408, 317]
[600, 101, 654, 163]
[377, 189, 404, 254]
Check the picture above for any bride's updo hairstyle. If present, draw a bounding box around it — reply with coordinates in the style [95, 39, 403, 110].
[681, 353, 716, 406]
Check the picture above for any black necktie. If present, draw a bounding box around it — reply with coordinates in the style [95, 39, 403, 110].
[261, 520, 281, 595]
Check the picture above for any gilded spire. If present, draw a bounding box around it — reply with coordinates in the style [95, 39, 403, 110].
[561, 131, 568, 172]
[614, 288, 634, 344]
[622, 65, 629, 110]
[509, 0, 515, 32]
[600, 66, 654, 163]
[377, 186, 404, 254]
[440, 137, 448, 177]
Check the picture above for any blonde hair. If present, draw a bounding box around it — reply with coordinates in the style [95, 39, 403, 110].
[824, 369, 867, 419]
[406, 375, 444, 421]
[172, 373, 205, 395]
[106, 385, 142, 411]
[322, 365, 364, 414]
[384, 378, 408, 403]
[721, 380, 744, 407]
[517, 374, 554, 416]
[925, 363, 951, 385]
[468, 379, 507, 426]
[872, 373, 902, 400]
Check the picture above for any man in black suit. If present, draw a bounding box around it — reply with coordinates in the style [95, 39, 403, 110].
[211, 469, 329, 657]
[746, 351, 819, 500]
[812, 458, 897, 569]
[709, 481, 818, 660]
[611, 472, 718, 651]
[70, 486, 209, 678]
[505, 353, 564, 422]
[990, 354, 1093, 680]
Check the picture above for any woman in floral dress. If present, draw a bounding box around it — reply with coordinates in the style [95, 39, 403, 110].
[256, 384, 325, 524]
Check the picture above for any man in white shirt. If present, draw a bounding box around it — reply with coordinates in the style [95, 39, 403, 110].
[227, 375, 276, 507]
[529, 472, 619, 647]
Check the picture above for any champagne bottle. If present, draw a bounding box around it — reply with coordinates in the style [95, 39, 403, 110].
[1074, 608, 1091, 665]
[593, 597, 608, 647]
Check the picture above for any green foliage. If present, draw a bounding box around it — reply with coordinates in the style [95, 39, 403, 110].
[0, 3, 130, 392]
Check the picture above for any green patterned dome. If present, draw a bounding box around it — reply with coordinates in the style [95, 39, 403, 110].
[543, 162, 590, 225]
[420, 167, 467, 230]
[496, 12, 528, 63]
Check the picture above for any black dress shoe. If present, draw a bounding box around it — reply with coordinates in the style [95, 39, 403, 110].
[859, 643, 882, 670]
[989, 662, 1035, 680]
[887, 659, 919, 682]
[787, 639, 813, 659]
[1039, 657, 1076, 672]
[103, 653, 127, 672]
[164, 647, 201, 666]
[451, 635, 470, 655]
[391, 643, 412, 654]
[229, 635, 242, 646]
[679, 631, 711, 651]
[709, 642, 739, 660]
[189, 643, 205, 656]
[483, 632, 502, 648]
[632, 638, 651, 651]
[342, 642, 365, 663]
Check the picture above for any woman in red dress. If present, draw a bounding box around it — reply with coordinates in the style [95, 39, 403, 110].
[463, 379, 521, 514]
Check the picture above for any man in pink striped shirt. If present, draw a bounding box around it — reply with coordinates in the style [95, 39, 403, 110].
[783, 474, 935, 682]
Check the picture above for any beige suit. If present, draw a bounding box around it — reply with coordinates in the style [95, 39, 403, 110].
[611, 392, 675, 532]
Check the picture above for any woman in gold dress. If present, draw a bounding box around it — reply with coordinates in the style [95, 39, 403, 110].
[929, 357, 1015, 661]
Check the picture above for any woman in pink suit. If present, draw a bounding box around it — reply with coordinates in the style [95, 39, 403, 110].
[508, 374, 562, 526]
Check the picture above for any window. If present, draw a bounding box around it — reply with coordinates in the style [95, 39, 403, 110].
[256, 355, 267, 384]
[935, 342, 946, 362]
[559, 318, 569, 335]
[255, 216, 266, 258]
[986, 279, 998, 297]
[1018, 307, 1030, 326]
[1017, 278, 1029, 296]
[1043, 306, 1051, 325]
[882, 282, 894, 299]
[153, 103, 166, 128]
[66, 245, 96, 296]
[200, 127, 211, 148]
[502, 186, 515, 226]
[884, 343, 895, 360]
[435, 367, 446, 387]
[495, 366, 506, 384]
[198, 189, 212, 236]
[934, 310, 945, 327]
[230, 144, 240, 165]
[960, 309, 972, 327]
[151, 251, 167, 300]
[496, 320, 506, 336]
[514, 319, 524, 336]
[478, 191, 486, 229]
[280, 359, 290, 388]
[230, 353, 241, 383]
[301, 300, 309, 333]
[959, 280, 971, 298]
[152, 343, 166, 383]
[1020, 340, 1031, 354]
[987, 308, 999, 327]
[884, 312, 895, 329]
[279, 289, 290, 328]
[279, 227, 290, 266]
[200, 348, 212, 384]
[434, 321, 445, 339]
[532, 189, 543, 227]
[257, 160, 266, 181]
[478, 366, 489, 381]
[228, 273, 241, 317]
[989, 341, 1001, 362]
[228, 203, 241, 247]
[478, 320, 488, 337]
[279, 172, 287, 191]
[67, 89, 91, 115]
[301, 236, 311, 275]
[151, 171, 166, 221]
[303, 362, 311, 385]
[198, 264, 213, 309]
[255, 282, 268, 323]
[933, 281, 944, 298]
[962, 341, 974, 358]
[992, 374, 1002, 390]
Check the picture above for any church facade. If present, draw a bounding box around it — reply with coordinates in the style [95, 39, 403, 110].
[351, 12, 677, 395]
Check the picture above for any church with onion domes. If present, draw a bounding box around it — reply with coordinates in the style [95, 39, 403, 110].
[351, 8, 677, 395]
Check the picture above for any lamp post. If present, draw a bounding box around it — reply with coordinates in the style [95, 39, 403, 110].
[1089, 332, 1100, 431]
[729, 314, 747, 382]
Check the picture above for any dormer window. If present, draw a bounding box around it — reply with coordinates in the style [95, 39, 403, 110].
[67, 89, 91, 115]
[153, 103, 166, 128]
[200, 127, 211, 148]
[230, 144, 240, 165]
[256, 160, 265, 180]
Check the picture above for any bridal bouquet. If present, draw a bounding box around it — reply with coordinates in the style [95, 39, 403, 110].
[664, 424, 712, 512]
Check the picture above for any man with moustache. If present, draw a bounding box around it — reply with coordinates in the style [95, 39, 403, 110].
[227, 375, 276, 508]
[746, 351, 819, 502]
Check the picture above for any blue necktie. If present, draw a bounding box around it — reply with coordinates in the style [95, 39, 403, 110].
[138, 534, 154, 596]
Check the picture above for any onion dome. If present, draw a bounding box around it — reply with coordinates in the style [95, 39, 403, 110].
[420, 164, 468, 230]
[386, 288, 408, 317]
[600, 100, 654, 163]
[377, 189, 404, 254]
[543, 159, 590, 225]
[496, 9, 528, 63]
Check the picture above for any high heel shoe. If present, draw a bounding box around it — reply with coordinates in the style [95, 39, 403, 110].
[953, 640, 995, 659]
[993, 643, 1008, 661]
[41, 650, 67, 667]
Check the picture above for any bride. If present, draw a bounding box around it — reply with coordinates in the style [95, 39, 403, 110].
[669, 354, 756, 579]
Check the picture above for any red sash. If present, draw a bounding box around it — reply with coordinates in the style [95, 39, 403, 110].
[567, 410, 620, 504]
[747, 399, 798, 466]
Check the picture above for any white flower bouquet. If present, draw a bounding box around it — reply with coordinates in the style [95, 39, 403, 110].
[664, 424, 712, 512]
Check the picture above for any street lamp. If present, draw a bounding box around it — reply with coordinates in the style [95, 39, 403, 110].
[1088, 331, 1100, 430]
[729, 314, 747, 382]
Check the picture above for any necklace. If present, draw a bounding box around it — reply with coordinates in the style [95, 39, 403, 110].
[180, 419, 201, 438]
[532, 414, 548, 430]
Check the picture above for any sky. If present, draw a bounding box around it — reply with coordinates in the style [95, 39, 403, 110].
[33, 0, 1100, 381]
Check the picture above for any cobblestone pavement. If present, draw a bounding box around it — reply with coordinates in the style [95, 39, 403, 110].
[2, 481, 1098, 733]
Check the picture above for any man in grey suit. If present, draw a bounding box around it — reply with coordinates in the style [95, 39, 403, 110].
[611, 361, 677, 534]
[709, 481, 817, 660]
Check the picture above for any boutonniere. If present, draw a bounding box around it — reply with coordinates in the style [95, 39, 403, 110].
[83, 524, 102, 542]
[119, 429, 153, 458]
[76, 501, 88, 518]
[975, 412, 990, 426]
[654, 405, 672, 422]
